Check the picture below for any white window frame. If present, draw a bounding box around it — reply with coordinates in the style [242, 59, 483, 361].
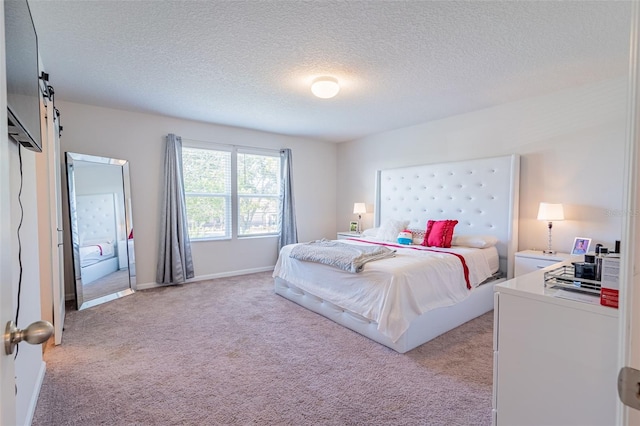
[182, 140, 280, 241]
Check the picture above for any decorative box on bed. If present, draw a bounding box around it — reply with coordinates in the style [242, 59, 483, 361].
[274, 154, 520, 353]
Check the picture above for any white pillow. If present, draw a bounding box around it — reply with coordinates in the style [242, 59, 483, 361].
[361, 227, 379, 237]
[451, 234, 498, 248]
[377, 219, 410, 242]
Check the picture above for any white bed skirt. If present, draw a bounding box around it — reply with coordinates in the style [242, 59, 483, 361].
[274, 276, 501, 353]
[81, 256, 118, 285]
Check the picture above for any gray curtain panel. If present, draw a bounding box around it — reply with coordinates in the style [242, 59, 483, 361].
[156, 134, 195, 284]
[278, 148, 298, 251]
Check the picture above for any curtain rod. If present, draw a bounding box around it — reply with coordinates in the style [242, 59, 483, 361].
[181, 136, 283, 154]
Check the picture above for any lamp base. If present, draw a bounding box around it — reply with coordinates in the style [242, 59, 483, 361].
[542, 249, 557, 255]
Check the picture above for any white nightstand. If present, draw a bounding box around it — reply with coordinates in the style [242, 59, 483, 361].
[337, 232, 361, 240]
[514, 250, 582, 277]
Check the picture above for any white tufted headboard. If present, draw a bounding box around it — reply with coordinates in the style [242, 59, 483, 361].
[75, 193, 118, 245]
[374, 154, 520, 278]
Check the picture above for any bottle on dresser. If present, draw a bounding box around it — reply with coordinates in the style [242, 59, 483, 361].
[595, 245, 608, 281]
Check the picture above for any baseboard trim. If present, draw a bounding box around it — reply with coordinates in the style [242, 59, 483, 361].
[135, 265, 275, 290]
[24, 360, 46, 426]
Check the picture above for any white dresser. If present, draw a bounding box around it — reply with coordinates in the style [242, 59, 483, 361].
[514, 250, 581, 277]
[492, 265, 618, 425]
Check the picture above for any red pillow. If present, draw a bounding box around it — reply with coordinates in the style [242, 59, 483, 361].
[128, 229, 134, 239]
[422, 220, 458, 248]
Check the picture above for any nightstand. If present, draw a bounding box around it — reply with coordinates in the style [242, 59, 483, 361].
[337, 232, 361, 240]
[514, 250, 582, 277]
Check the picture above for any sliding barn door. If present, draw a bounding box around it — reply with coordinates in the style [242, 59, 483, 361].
[47, 100, 65, 344]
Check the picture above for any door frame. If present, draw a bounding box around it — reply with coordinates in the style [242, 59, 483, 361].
[619, 1, 639, 424]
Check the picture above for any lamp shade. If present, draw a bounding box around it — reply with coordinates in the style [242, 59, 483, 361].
[537, 203, 564, 221]
[353, 203, 367, 215]
[311, 77, 340, 99]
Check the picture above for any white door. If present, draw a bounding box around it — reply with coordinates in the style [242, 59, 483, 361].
[620, 2, 640, 425]
[0, 131, 17, 426]
[0, 3, 17, 422]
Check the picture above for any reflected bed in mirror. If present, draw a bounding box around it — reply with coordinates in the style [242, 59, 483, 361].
[66, 152, 136, 310]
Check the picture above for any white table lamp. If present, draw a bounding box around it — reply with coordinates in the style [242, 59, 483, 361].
[353, 203, 366, 233]
[537, 202, 564, 254]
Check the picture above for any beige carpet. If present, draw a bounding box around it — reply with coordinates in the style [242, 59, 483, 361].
[33, 271, 494, 425]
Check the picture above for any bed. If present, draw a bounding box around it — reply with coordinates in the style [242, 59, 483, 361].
[75, 193, 121, 285]
[274, 154, 520, 353]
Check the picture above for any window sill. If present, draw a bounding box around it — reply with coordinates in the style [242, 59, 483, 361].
[191, 237, 231, 242]
[237, 234, 278, 240]
[191, 234, 278, 242]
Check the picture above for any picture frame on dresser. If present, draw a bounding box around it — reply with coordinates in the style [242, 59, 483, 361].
[571, 237, 591, 255]
[349, 221, 358, 232]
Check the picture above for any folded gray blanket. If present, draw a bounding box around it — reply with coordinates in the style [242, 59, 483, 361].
[289, 239, 396, 273]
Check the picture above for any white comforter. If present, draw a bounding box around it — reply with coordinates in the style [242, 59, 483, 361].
[79, 241, 115, 267]
[273, 238, 497, 342]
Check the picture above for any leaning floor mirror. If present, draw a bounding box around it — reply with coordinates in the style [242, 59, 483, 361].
[66, 152, 136, 310]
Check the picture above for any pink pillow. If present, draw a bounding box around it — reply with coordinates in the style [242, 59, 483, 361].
[422, 220, 458, 248]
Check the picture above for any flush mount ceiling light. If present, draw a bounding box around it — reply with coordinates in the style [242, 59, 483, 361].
[311, 76, 340, 99]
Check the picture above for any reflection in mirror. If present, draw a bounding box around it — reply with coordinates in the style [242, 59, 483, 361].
[66, 152, 136, 310]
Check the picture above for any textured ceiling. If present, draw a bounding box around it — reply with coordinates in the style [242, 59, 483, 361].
[28, 0, 631, 143]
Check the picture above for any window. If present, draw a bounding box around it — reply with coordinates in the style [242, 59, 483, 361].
[182, 147, 231, 239]
[182, 142, 281, 240]
[237, 149, 280, 237]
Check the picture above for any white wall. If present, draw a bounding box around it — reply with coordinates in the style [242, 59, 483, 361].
[337, 77, 628, 255]
[57, 101, 337, 291]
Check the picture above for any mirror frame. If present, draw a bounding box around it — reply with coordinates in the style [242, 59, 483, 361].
[65, 152, 136, 310]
